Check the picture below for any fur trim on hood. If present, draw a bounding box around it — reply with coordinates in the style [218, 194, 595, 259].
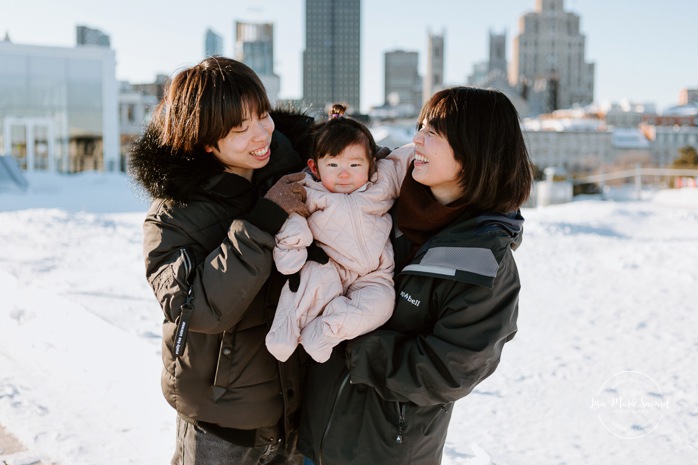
[128, 126, 223, 202]
[269, 107, 315, 161]
[129, 108, 314, 203]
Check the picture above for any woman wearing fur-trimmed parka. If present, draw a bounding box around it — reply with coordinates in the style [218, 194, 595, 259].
[129, 57, 313, 465]
[298, 87, 534, 465]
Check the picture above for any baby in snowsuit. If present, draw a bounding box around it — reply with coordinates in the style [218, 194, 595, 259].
[266, 104, 407, 363]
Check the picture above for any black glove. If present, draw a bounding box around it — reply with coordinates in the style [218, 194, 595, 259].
[306, 242, 329, 265]
[285, 242, 329, 292]
[288, 272, 301, 293]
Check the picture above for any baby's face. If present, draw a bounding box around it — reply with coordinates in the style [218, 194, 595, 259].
[310, 143, 371, 194]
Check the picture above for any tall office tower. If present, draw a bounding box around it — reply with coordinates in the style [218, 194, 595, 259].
[235, 21, 274, 76]
[76, 25, 110, 47]
[303, 0, 361, 113]
[512, 0, 595, 113]
[422, 31, 444, 104]
[204, 28, 224, 57]
[235, 21, 280, 105]
[488, 31, 507, 76]
[384, 50, 421, 113]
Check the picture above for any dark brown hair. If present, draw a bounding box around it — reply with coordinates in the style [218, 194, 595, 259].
[153, 57, 271, 153]
[311, 104, 378, 176]
[418, 87, 534, 212]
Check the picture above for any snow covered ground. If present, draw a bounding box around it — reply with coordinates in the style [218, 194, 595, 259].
[0, 172, 697, 465]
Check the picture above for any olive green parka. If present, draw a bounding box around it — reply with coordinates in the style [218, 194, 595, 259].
[130, 112, 312, 447]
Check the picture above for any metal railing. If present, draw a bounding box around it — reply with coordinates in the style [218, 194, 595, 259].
[573, 166, 698, 200]
[574, 167, 698, 184]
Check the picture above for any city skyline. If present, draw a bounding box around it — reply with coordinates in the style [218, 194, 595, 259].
[1, 0, 696, 113]
[304, 0, 361, 111]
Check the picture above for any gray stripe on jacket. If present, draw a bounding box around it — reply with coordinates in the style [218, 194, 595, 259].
[403, 246, 499, 278]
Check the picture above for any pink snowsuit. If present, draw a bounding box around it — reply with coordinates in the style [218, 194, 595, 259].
[266, 157, 408, 362]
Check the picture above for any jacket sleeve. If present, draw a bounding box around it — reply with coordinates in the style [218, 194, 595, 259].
[346, 262, 519, 406]
[383, 143, 414, 192]
[273, 213, 313, 275]
[144, 197, 287, 334]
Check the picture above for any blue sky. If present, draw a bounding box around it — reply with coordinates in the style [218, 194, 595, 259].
[1, 0, 696, 112]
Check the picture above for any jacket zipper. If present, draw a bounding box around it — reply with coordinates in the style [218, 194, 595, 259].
[347, 195, 371, 271]
[318, 372, 351, 465]
[395, 402, 406, 444]
[182, 248, 192, 278]
[423, 404, 449, 435]
[174, 248, 193, 288]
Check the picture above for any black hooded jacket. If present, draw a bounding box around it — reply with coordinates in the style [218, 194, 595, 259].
[298, 209, 523, 464]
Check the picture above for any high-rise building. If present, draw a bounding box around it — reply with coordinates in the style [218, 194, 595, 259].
[303, 0, 361, 113]
[234, 21, 280, 105]
[235, 21, 274, 76]
[204, 28, 224, 57]
[76, 25, 110, 47]
[468, 31, 507, 86]
[384, 50, 420, 114]
[511, 0, 595, 113]
[488, 31, 507, 76]
[467, 31, 529, 117]
[422, 31, 444, 104]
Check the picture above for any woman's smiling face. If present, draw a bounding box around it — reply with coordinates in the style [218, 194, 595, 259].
[205, 110, 275, 181]
[411, 118, 464, 205]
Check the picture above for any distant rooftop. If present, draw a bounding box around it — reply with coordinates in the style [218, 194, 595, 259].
[662, 102, 698, 117]
[611, 128, 651, 149]
[522, 117, 606, 132]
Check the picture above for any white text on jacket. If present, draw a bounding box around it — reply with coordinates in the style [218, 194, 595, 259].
[400, 291, 421, 307]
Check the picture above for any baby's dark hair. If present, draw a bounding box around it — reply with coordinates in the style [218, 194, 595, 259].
[311, 104, 377, 175]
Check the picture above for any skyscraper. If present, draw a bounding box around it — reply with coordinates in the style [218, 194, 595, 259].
[384, 50, 421, 114]
[235, 21, 280, 105]
[422, 31, 444, 104]
[488, 31, 507, 77]
[512, 0, 595, 113]
[467, 31, 530, 117]
[76, 25, 110, 47]
[204, 28, 223, 57]
[235, 21, 274, 76]
[303, 0, 361, 113]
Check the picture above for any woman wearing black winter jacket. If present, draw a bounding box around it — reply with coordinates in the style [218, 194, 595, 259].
[298, 87, 534, 465]
[129, 57, 313, 465]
